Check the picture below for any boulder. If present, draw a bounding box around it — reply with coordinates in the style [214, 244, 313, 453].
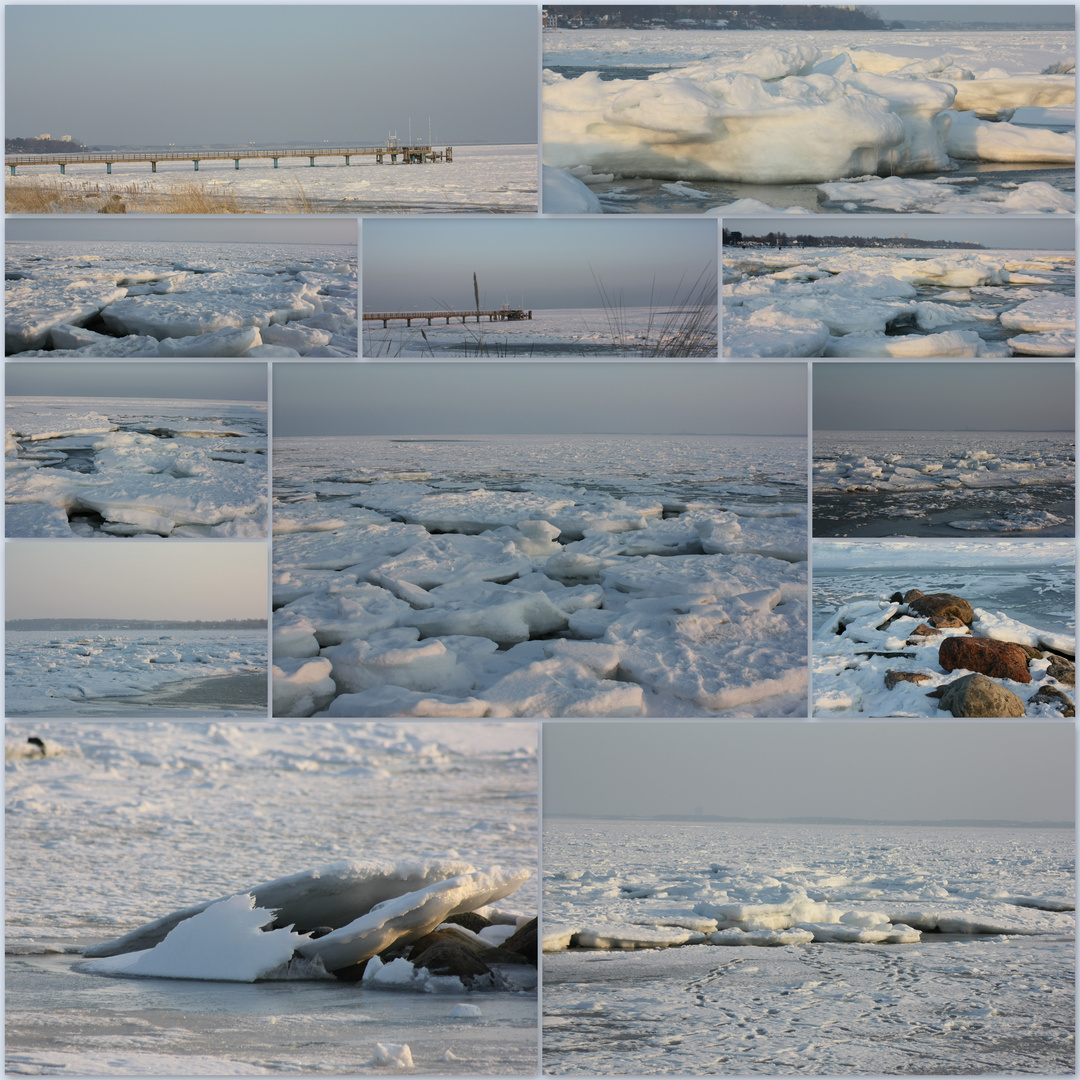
[939, 636, 1032, 683]
[410, 936, 492, 980]
[907, 623, 940, 639]
[908, 593, 975, 624]
[930, 616, 970, 631]
[930, 672, 1025, 717]
[1028, 686, 1075, 716]
[498, 918, 538, 965]
[885, 670, 932, 690]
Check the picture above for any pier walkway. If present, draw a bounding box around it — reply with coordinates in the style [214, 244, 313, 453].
[5, 143, 452, 175]
[364, 309, 532, 327]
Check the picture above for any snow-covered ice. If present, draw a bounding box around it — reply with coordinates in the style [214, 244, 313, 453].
[273, 434, 809, 717]
[5, 721, 538, 1074]
[723, 247, 1074, 357]
[544, 817, 1074, 1074]
[543, 30, 1074, 213]
[814, 430, 1075, 538]
[5, 629, 268, 716]
[6, 241, 358, 358]
[813, 540, 1075, 717]
[6, 396, 268, 537]
[7, 144, 537, 215]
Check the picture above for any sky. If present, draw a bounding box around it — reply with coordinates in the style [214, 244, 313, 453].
[813, 362, 1074, 431]
[5, 6, 537, 147]
[362, 219, 718, 311]
[6, 217, 357, 246]
[543, 721, 1076, 824]
[5, 542, 268, 622]
[724, 217, 1074, 251]
[6, 362, 267, 402]
[273, 362, 807, 436]
[875, 4, 1074, 24]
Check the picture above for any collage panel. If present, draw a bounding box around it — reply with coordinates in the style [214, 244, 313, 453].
[541, 5, 1074, 216]
[5, 217, 358, 360]
[813, 362, 1075, 538]
[812, 538, 1076, 718]
[361, 218, 718, 360]
[542, 720, 1076, 1074]
[722, 216, 1075, 359]
[5, 720, 538, 1074]
[272, 361, 808, 718]
[5, 540, 269, 718]
[6, 361, 268, 539]
[5, 5, 539, 216]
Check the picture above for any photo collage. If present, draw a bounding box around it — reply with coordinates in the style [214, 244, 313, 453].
[3, 2, 1076, 1076]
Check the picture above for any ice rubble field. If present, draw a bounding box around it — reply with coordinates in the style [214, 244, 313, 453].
[812, 541, 1075, 718]
[6, 397, 267, 538]
[543, 819, 1075, 1075]
[542, 30, 1075, 214]
[723, 247, 1075, 358]
[273, 434, 808, 718]
[6, 144, 537, 215]
[814, 429, 1075, 537]
[5, 241, 358, 359]
[5, 629, 267, 716]
[364, 305, 717, 359]
[5, 722, 538, 1075]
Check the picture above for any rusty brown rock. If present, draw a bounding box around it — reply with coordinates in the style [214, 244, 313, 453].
[908, 593, 975, 624]
[930, 616, 970, 631]
[1029, 686, 1075, 717]
[908, 624, 941, 638]
[939, 636, 1032, 683]
[885, 670, 932, 690]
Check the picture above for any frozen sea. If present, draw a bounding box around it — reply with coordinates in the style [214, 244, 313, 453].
[542, 29, 1075, 214]
[812, 540, 1075, 717]
[363, 305, 717, 359]
[813, 430, 1075, 538]
[5, 240, 358, 359]
[6, 144, 537, 215]
[6, 396, 268, 538]
[723, 247, 1075, 358]
[5, 629, 268, 717]
[4, 721, 538, 1074]
[542, 818, 1075, 1075]
[273, 434, 808, 718]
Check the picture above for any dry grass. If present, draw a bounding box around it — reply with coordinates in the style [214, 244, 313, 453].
[5, 174, 316, 214]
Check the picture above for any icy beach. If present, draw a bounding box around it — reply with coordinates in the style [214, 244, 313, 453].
[813, 540, 1075, 717]
[6, 396, 267, 538]
[542, 30, 1075, 214]
[5, 240, 358, 358]
[723, 247, 1075, 357]
[5, 629, 268, 717]
[6, 144, 538, 215]
[364, 304, 717, 359]
[813, 429, 1075, 537]
[273, 434, 808, 717]
[543, 817, 1075, 1075]
[5, 721, 538, 1074]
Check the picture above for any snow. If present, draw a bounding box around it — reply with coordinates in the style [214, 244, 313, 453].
[274, 434, 808, 718]
[6, 241, 357, 358]
[543, 29, 1074, 213]
[723, 247, 1074, 358]
[6, 396, 268, 538]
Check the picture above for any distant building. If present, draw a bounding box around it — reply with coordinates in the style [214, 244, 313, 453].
[37, 132, 51, 140]
[60, 134, 73, 142]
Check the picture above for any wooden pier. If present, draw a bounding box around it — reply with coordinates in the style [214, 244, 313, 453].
[364, 309, 533, 328]
[5, 143, 452, 175]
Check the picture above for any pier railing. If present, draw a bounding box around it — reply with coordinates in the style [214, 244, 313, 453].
[6, 144, 452, 175]
[364, 309, 532, 327]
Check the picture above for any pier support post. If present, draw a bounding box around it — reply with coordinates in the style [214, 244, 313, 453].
[345, 155, 350, 165]
[59, 163, 65, 175]
[9, 165, 15, 175]
[193, 160, 199, 171]
[106, 162, 112, 174]
[234, 159, 240, 170]
[151, 161, 157, 173]
[273, 158, 279, 168]
[309, 156, 315, 167]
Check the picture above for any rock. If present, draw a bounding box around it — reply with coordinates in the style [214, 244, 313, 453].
[498, 918, 538, 965]
[930, 672, 1026, 718]
[885, 670, 932, 690]
[930, 616, 970, 631]
[445, 911, 492, 933]
[410, 938, 492, 980]
[908, 593, 975, 624]
[1047, 662, 1075, 687]
[939, 636, 1032, 683]
[1017, 644, 1045, 660]
[908, 623, 940, 638]
[901, 589, 925, 603]
[1029, 686, 1075, 716]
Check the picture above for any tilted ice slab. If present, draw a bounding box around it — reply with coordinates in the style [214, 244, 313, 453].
[83, 859, 529, 978]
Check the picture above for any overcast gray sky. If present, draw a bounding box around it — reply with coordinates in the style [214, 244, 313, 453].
[6, 6, 537, 147]
[7, 217, 356, 246]
[6, 362, 267, 402]
[274, 362, 806, 436]
[724, 217, 1073, 251]
[813, 362, 1074, 431]
[544, 722, 1075, 824]
[363, 219, 717, 311]
[6, 543, 268, 622]
[875, 4, 1073, 24]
